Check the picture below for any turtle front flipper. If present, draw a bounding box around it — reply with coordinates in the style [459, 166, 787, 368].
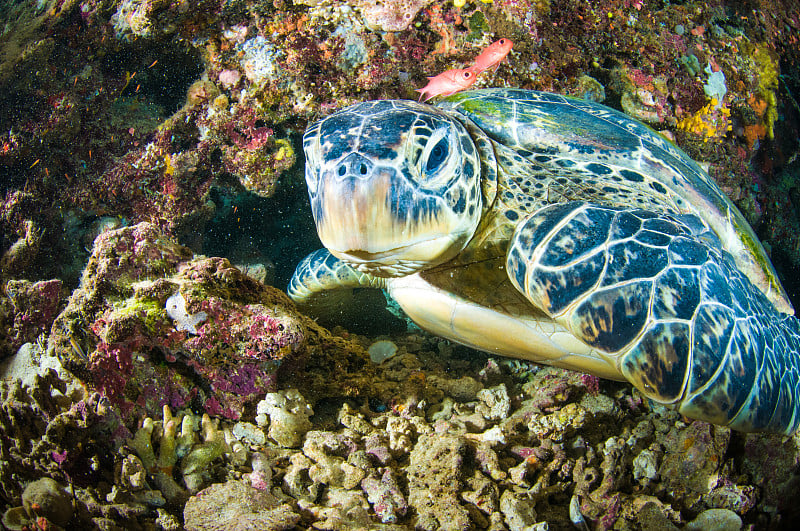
[289, 249, 389, 322]
[506, 201, 800, 434]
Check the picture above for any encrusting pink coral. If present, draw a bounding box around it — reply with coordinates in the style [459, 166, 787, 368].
[48, 223, 306, 422]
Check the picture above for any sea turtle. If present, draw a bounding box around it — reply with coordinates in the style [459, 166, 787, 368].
[288, 88, 800, 434]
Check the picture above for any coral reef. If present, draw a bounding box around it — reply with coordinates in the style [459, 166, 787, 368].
[0, 279, 64, 358]
[0, 0, 799, 528]
[2, 478, 73, 531]
[0, 0, 797, 293]
[125, 405, 243, 500]
[47, 221, 310, 421]
[0, 369, 153, 529]
[138, 338, 800, 528]
[2, 324, 800, 528]
[0, 0, 796, 296]
[43, 218, 376, 426]
[184, 479, 300, 531]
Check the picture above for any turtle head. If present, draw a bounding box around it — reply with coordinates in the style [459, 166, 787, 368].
[303, 100, 486, 277]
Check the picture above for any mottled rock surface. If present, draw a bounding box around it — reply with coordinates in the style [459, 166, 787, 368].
[48, 222, 306, 421]
[183, 479, 300, 531]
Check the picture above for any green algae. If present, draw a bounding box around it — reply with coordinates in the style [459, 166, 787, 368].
[752, 45, 780, 139]
[112, 296, 168, 335]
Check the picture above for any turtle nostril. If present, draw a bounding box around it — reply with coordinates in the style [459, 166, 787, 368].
[335, 154, 371, 178]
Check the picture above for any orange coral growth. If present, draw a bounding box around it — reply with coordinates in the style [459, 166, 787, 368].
[743, 123, 766, 150]
[743, 94, 769, 149]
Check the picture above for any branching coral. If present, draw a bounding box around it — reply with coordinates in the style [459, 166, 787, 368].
[126, 405, 245, 500]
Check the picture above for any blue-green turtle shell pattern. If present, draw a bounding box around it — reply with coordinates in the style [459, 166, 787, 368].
[439, 89, 790, 314]
[506, 201, 800, 433]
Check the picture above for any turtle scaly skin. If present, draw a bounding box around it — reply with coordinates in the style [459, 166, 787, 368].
[289, 89, 800, 434]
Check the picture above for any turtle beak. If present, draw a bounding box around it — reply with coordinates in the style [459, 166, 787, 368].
[315, 159, 398, 254]
[311, 154, 468, 277]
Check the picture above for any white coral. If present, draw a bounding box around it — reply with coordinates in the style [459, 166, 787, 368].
[703, 63, 727, 108]
[165, 292, 207, 335]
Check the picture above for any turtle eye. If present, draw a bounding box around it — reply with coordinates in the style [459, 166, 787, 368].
[425, 137, 449, 174]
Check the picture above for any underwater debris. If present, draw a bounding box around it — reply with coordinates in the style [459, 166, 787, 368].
[367, 339, 398, 363]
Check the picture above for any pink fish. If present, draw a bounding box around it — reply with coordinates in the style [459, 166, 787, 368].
[416, 67, 479, 102]
[472, 38, 514, 73]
